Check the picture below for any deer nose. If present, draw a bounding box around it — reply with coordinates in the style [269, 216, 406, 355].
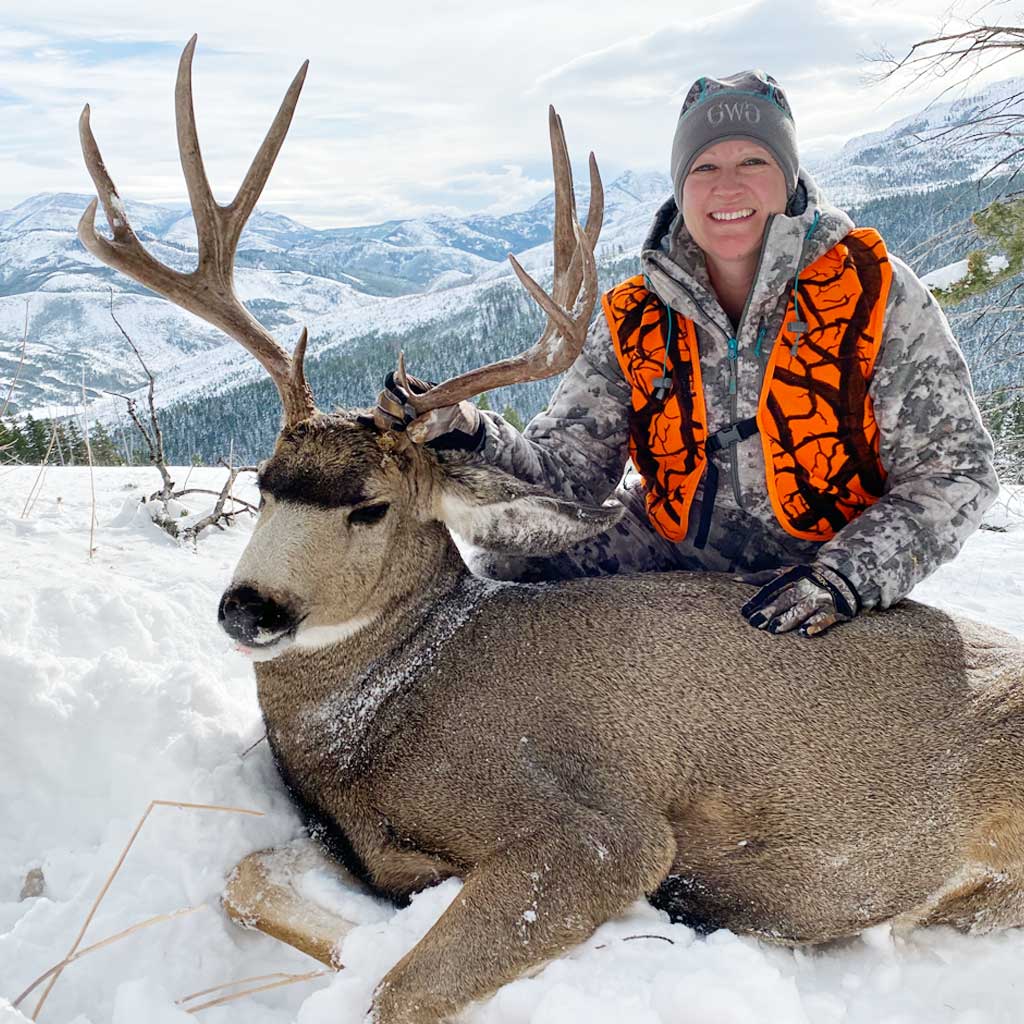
[218, 585, 297, 645]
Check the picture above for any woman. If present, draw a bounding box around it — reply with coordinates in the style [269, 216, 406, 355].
[377, 71, 998, 638]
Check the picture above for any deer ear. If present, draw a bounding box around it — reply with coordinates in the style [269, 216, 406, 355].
[435, 464, 624, 555]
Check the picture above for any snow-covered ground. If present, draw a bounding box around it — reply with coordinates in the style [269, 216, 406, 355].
[2, 466, 1023, 1024]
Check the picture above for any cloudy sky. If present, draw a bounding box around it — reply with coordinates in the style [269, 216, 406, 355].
[2, 0, 1022, 227]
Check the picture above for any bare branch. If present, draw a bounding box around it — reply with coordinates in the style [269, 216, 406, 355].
[108, 289, 174, 500]
[180, 463, 259, 543]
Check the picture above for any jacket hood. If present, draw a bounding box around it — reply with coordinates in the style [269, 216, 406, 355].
[639, 168, 855, 337]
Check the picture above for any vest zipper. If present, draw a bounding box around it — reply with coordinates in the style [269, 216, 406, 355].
[647, 217, 776, 516]
[725, 214, 775, 512]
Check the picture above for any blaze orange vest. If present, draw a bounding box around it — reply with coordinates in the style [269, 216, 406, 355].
[603, 228, 893, 543]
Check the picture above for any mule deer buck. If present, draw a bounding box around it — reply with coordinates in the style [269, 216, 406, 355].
[79, 37, 1024, 1024]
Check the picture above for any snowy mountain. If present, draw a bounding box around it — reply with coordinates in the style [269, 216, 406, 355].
[809, 77, 1024, 206]
[2, 77, 1023, 426]
[0, 169, 669, 416]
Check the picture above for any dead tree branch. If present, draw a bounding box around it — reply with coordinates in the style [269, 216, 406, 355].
[106, 292, 258, 542]
[108, 289, 174, 500]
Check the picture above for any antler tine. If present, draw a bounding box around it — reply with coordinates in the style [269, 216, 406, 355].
[78, 36, 316, 427]
[78, 104, 191, 302]
[79, 105, 141, 248]
[173, 37, 307, 270]
[549, 107, 577, 287]
[545, 148, 604, 328]
[229, 60, 309, 249]
[175, 36, 221, 271]
[584, 151, 604, 251]
[404, 109, 602, 416]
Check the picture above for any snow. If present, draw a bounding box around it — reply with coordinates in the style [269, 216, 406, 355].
[920, 255, 1010, 291]
[1, 466, 1023, 1024]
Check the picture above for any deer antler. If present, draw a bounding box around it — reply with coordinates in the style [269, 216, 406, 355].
[78, 35, 316, 427]
[399, 106, 604, 415]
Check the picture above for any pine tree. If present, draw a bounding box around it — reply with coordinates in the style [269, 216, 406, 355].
[89, 422, 123, 465]
[501, 405, 524, 431]
[22, 415, 51, 463]
[0, 418, 26, 462]
[985, 394, 1024, 485]
[931, 198, 1024, 307]
[62, 419, 85, 466]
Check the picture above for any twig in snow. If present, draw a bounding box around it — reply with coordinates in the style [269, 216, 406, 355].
[180, 461, 258, 543]
[20, 420, 59, 519]
[172, 486, 258, 510]
[106, 293, 259, 541]
[240, 732, 268, 759]
[27, 799, 263, 1021]
[594, 932, 676, 950]
[13, 905, 208, 1010]
[175, 969, 333, 1013]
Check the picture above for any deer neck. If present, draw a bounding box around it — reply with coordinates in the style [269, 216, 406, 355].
[252, 522, 488, 749]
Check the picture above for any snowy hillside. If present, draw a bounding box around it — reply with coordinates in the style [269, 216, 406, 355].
[0, 170, 666, 416]
[1, 467, 1022, 1024]
[808, 77, 1024, 206]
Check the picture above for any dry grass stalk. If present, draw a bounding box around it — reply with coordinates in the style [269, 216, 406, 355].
[14, 904, 208, 1009]
[80, 372, 97, 559]
[20, 420, 59, 519]
[0, 298, 29, 423]
[240, 732, 268, 758]
[28, 799, 263, 1021]
[178, 969, 332, 1013]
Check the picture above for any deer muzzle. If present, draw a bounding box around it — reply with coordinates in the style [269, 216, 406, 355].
[218, 584, 302, 651]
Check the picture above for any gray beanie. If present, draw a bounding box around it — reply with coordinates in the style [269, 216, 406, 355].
[670, 70, 799, 210]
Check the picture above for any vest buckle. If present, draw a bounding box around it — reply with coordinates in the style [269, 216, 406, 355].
[705, 416, 760, 454]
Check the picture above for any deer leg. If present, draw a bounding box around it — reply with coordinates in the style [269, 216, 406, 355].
[223, 841, 366, 967]
[370, 810, 675, 1024]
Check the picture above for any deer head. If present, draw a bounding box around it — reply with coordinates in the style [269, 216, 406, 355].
[79, 36, 610, 659]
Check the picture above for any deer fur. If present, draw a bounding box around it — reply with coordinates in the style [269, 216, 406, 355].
[219, 412, 1024, 1024]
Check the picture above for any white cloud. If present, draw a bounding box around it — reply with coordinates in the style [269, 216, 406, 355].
[3, 0, 1023, 227]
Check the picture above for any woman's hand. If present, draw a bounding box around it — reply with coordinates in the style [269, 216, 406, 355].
[374, 371, 483, 450]
[739, 564, 861, 637]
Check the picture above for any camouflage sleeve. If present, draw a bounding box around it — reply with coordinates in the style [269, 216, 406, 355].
[815, 254, 999, 609]
[470, 313, 633, 505]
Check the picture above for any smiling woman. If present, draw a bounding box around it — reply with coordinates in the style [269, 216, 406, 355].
[378, 67, 999, 643]
[680, 139, 789, 321]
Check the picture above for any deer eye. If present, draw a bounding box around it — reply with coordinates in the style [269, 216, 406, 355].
[348, 503, 390, 527]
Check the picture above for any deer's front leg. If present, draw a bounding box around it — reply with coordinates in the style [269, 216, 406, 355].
[370, 809, 675, 1024]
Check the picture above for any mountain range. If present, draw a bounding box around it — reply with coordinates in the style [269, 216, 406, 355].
[1, 77, 1022, 450]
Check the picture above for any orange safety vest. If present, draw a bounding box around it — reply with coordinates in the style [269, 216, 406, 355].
[603, 228, 893, 543]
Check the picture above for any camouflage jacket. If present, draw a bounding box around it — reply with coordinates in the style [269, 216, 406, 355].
[469, 170, 999, 609]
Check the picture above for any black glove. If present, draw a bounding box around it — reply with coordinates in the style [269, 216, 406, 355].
[373, 371, 484, 451]
[739, 564, 862, 638]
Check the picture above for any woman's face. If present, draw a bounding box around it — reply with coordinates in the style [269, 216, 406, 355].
[681, 140, 789, 270]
